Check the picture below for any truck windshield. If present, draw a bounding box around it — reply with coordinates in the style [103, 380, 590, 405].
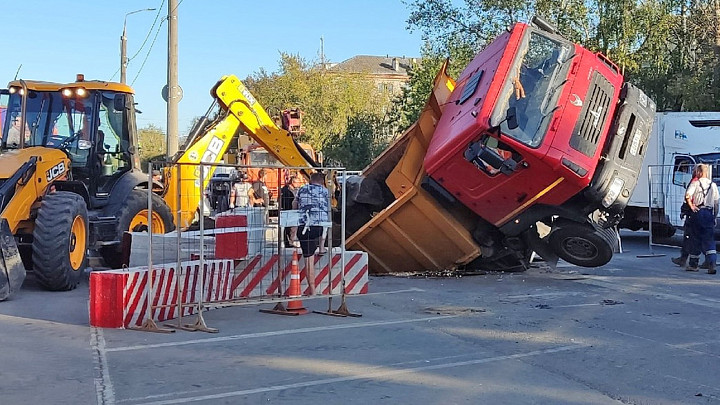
[249, 148, 314, 166]
[697, 153, 720, 183]
[250, 150, 280, 166]
[493, 31, 572, 147]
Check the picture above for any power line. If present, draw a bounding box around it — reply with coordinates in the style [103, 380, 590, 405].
[109, 67, 121, 82]
[131, 17, 166, 86]
[110, 0, 166, 81]
[128, 0, 166, 62]
[130, 0, 186, 85]
[171, 0, 185, 14]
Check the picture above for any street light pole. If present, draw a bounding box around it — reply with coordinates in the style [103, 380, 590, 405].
[166, 0, 179, 157]
[120, 8, 156, 84]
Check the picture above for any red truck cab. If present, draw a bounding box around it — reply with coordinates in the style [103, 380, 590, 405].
[422, 20, 655, 268]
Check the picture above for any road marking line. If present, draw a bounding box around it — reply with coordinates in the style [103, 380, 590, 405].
[135, 344, 590, 405]
[611, 329, 720, 359]
[358, 287, 425, 296]
[122, 352, 489, 403]
[671, 340, 720, 349]
[91, 327, 116, 405]
[106, 315, 459, 352]
[564, 276, 720, 310]
[506, 292, 587, 299]
[663, 374, 720, 399]
[553, 303, 604, 308]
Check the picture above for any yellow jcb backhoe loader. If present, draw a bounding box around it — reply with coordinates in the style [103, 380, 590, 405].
[0, 74, 317, 300]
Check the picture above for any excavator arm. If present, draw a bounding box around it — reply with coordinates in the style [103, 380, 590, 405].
[214, 76, 317, 168]
[163, 75, 318, 229]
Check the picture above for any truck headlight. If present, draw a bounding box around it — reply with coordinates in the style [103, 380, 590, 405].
[602, 177, 625, 208]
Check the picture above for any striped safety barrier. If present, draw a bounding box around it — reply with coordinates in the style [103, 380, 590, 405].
[90, 249, 368, 328]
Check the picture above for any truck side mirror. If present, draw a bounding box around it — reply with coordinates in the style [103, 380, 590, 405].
[113, 94, 126, 111]
[506, 107, 519, 130]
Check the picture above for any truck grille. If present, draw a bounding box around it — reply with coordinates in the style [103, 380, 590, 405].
[570, 73, 614, 157]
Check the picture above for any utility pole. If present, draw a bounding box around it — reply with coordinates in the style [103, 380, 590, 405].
[166, 0, 179, 157]
[320, 36, 325, 68]
[120, 25, 127, 83]
[120, 8, 155, 84]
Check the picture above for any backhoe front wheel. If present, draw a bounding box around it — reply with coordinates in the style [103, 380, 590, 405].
[32, 191, 88, 291]
[101, 189, 175, 268]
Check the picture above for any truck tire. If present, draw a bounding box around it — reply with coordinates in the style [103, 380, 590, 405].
[32, 191, 88, 291]
[549, 224, 616, 268]
[101, 189, 175, 268]
[651, 223, 676, 239]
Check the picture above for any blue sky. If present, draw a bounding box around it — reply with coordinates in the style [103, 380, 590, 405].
[0, 0, 423, 136]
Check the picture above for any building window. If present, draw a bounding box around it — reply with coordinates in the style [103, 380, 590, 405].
[380, 83, 394, 93]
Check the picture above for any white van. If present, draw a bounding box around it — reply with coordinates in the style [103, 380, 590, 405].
[619, 112, 720, 237]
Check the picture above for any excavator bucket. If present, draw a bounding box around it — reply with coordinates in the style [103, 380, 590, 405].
[0, 219, 25, 301]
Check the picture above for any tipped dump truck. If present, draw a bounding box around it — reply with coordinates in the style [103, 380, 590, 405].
[346, 18, 656, 273]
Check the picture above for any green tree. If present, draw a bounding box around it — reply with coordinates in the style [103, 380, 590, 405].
[400, 0, 720, 112]
[244, 53, 392, 167]
[137, 124, 166, 165]
[323, 113, 390, 170]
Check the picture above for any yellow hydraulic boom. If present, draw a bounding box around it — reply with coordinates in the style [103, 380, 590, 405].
[162, 75, 317, 229]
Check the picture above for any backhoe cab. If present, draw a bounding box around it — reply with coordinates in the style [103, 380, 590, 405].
[0, 75, 175, 297]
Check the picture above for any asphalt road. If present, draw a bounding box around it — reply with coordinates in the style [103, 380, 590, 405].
[2, 231, 720, 404]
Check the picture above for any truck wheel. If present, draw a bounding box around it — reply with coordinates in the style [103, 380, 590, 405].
[101, 189, 175, 268]
[549, 224, 616, 268]
[32, 192, 88, 291]
[651, 223, 676, 239]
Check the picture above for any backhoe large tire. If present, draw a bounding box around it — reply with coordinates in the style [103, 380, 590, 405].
[32, 192, 88, 291]
[549, 224, 617, 268]
[101, 189, 175, 268]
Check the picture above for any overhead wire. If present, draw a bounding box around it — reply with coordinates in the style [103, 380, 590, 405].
[172, 0, 185, 14]
[131, 17, 166, 86]
[131, 0, 186, 85]
[128, 0, 166, 62]
[109, 0, 167, 82]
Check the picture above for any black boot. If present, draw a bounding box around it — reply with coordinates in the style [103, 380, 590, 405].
[708, 262, 716, 275]
[672, 256, 687, 267]
[686, 259, 700, 272]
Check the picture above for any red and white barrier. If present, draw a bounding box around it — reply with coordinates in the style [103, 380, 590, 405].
[90, 250, 368, 329]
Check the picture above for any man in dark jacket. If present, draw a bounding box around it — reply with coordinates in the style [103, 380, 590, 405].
[280, 175, 302, 247]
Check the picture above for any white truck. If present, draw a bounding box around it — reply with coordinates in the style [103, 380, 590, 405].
[620, 112, 720, 238]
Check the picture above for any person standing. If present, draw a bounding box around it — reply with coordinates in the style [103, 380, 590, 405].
[280, 175, 302, 247]
[293, 172, 330, 295]
[248, 168, 270, 208]
[684, 164, 719, 274]
[229, 169, 250, 210]
[672, 167, 699, 267]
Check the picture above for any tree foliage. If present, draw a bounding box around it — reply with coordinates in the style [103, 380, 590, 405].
[323, 113, 390, 170]
[137, 124, 166, 164]
[244, 53, 392, 168]
[399, 0, 720, 112]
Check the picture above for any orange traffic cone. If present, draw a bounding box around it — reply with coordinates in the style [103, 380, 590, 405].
[260, 250, 308, 316]
[285, 251, 308, 314]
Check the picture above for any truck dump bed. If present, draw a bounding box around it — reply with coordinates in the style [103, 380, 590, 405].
[346, 64, 481, 274]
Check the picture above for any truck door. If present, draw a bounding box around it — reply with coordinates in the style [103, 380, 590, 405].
[668, 154, 695, 227]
